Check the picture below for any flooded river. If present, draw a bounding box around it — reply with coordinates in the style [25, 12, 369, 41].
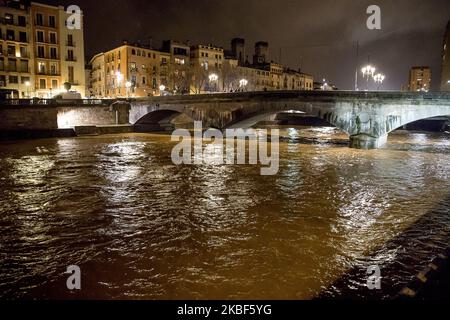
[1, 127, 450, 299]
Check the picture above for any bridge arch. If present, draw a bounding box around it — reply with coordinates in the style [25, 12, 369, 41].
[134, 108, 195, 132]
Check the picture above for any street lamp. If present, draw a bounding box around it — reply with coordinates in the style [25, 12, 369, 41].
[125, 81, 132, 98]
[361, 65, 376, 91]
[159, 85, 166, 96]
[373, 73, 385, 91]
[239, 79, 248, 91]
[25, 81, 31, 98]
[209, 73, 218, 93]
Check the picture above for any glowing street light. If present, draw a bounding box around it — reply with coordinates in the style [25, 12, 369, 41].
[239, 79, 248, 91]
[373, 73, 385, 90]
[209, 73, 219, 92]
[125, 81, 132, 97]
[361, 65, 376, 90]
[209, 73, 218, 82]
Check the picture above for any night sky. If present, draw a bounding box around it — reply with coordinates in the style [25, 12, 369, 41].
[48, 0, 450, 90]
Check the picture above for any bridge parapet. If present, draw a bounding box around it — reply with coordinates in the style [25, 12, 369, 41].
[129, 91, 450, 149]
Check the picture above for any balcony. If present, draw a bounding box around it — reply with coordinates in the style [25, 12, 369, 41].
[36, 55, 59, 61]
[66, 41, 76, 47]
[66, 57, 77, 62]
[34, 22, 57, 29]
[37, 71, 61, 76]
[0, 18, 28, 28]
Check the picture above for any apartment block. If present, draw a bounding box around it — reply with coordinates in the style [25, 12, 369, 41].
[0, 1, 85, 98]
[89, 43, 171, 98]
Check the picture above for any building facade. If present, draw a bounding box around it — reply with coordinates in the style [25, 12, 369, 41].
[0, 1, 86, 98]
[59, 5, 85, 96]
[441, 20, 450, 91]
[0, 1, 33, 98]
[89, 43, 170, 98]
[408, 66, 431, 92]
[88, 38, 315, 98]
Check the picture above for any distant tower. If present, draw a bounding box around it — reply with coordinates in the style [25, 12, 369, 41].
[441, 20, 450, 91]
[253, 41, 269, 65]
[231, 38, 245, 67]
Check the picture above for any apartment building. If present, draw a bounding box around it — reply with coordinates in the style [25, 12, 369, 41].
[0, 1, 33, 98]
[89, 43, 170, 98]
[408, 66, 431, 92]
[59, 4, 85, 96]
[0, 1, 85, 98]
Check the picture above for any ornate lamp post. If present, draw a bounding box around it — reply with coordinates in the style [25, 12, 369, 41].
[125, 81, 132, 98]
[209, 73, 218, 93]
[239, 78, 248, 92]
[361, 65, 376, 91]
[373, 73, 385, 91]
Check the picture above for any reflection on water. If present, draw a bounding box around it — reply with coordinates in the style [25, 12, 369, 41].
[0, 127, 449, 299]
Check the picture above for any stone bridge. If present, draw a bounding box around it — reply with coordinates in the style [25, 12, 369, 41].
[129, 91, 450, 149]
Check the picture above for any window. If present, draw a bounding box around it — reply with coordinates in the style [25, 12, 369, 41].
[0, 58, 4, 71]
[49, 32, 57, 44]
[50, 63, 57, 75]
[20, 60, 28, 72]
[131, 49, 136, 55]
[50, 47, 57, 59]
[9, 75, 18, 84]
[51, 79, 58, 89]
[36, 13, 43, 26]
[8, 59, 16, 71]
[21, 76, 30, 84]
[5, 13, 13, 24]
[0, 75, 5, 87]
[49, 16, 56, 28]
[6, 29, 15, 41]
[37, 46, 45, 58]
[38, 62, 45, 74]
[67, 49, 74, 61]
[39, 79, 46, 89]
[68, 66, 74, 83]
[7, 45, 15, 56]
[20, 46, 28, 58]
[67, 34, 73, 46]
[18, 16, 26, 27]
[130, 62, 137, 71]
[19, 31, 27, 43]
[174, 58, 185, 65]
[37, 30, 44, 42]
[142, 76, 146, 85]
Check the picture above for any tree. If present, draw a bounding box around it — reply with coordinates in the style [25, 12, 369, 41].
[63, 82, 72, 92]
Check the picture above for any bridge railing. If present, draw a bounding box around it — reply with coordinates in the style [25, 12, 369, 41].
[0, 98, 131, 107]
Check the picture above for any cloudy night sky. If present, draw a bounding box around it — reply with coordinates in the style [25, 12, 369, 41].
[47, 0, 450, 90]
